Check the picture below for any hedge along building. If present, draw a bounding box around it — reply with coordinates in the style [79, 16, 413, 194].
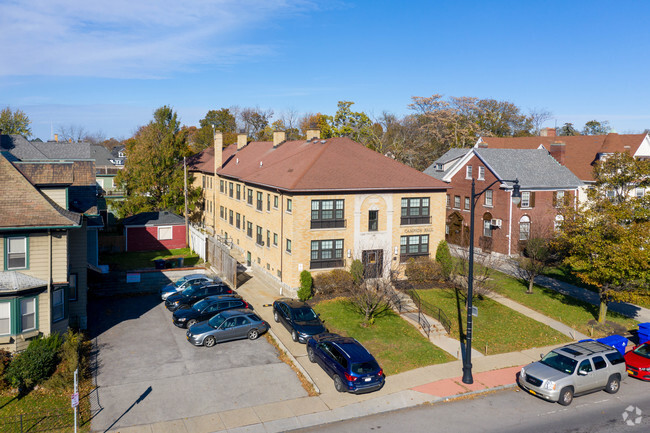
[188, 130, 449, 292]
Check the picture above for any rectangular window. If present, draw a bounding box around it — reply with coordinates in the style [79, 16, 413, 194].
[229, 210, 233, 225]
[6, 236, 27, 269]
[236, 213, 241, 229]
[157, 226, 173, 241]
[247, 222, 253, 238]
[368, 210, 378, 231]
[256, 226, 263, 245]
[274, 195, 279, 208]
[399, 235, 429, 262]
[311, 199, 345, 229]
[636, 188, 645, 198]
[286, 239, 292, 253]
[220, 180, 224, 193]
[0, 302, 10, 335]
[485, 190, 493, 207]
[520, 221, 530, 241]
[466, 165, 473, 179]
[21, 298, 36, 332]
[229, 182, 234, 198]
[247, 189, 253, 205]
[220, 206, 224, 219]
[483, 219, 492, 237]
[464, 197, 470, 210]
[256, 191, 263, 211]
[69, 274, 78, 301]
[273, 233, 278, 246]
[236, 184, 241, 200]
[521, 191, 531, 208]
[287, 198, 292, 213]
[555, 190, 565, 207]
[267, 194, 271, 211]
[478, 166, 485, 180]
[446, 194, 450, 208]
[401, 197, 431, 225]
[52, 287, 64, 322]
[266, 230, 270, 247]
[454, 196, 461, 209]
[310, 239, 344, 269]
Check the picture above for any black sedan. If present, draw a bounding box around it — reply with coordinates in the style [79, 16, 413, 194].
[272, 298, 326, 343]
[172, 295, 250, 328]
[165, 283, 234, 312]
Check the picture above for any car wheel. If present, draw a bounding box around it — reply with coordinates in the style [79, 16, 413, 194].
[204, 336, 216, 348]
[307, 346, 316, 363]
[334, 375, 346, 393]
[605, 375, 620, 394]
[186, 319, 197, 328]
[291, 329, 298, 342]
[248, 329, 259, 340]
[558, 387, 574, 406]
[274, 311, 280, 323]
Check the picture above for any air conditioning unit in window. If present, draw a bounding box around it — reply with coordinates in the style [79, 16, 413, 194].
[490, 218, 502, 228]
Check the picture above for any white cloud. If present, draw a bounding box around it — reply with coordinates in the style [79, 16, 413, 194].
[0, 0, 315, 78]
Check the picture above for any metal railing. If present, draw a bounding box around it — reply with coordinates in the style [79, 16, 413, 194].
[0, 410, 75, 433]
[408, 289, 452, 334]
[408, 289, 432, 337]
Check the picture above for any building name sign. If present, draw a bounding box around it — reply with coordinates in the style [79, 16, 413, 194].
[403, 227, 436, 234]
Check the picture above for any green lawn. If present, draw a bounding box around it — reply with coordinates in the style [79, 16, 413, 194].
[416, 289, 571, 355]
[312, 299, 455, 375]
[490, 271, 639, 337]
[100, 248, 202, 271]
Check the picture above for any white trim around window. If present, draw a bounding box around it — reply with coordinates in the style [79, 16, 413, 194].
[157, 226, 173, 241]
[21, 298, 36, 332]
[0, 302, 10, 335]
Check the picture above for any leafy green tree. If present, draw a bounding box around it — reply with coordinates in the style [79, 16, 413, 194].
[474, 99, 533, 137]
[114, 106, 202, 218]
[298, 270, 313, 301]
[582, 120, 611, 135]
[557, 122, 580, 136]
[435, 240, 453, 281]
[555, 153, 650, 323]
[0, 106, 32, 137]
[328, 101, 374, 144]
[514, 235, 559, 294]
[240, 107, 273, 140]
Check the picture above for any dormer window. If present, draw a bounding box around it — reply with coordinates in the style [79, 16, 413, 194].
[435, 163, 444, 171]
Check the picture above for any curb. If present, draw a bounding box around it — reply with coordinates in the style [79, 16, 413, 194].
[429, 382, 518, 404]
[266, 328, 321, 394]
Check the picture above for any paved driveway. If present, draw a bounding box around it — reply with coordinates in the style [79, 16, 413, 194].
[89, 294, 307, 432]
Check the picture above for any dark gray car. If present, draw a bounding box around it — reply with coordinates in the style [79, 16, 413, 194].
[186, 309, 269, 347]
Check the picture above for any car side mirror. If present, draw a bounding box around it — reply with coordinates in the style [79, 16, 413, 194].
[578, 370, 588, 376]
[540, 353, 544, 359]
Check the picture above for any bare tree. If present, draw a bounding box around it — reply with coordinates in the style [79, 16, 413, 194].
[239, 107, 274, 140]
[452, 248, 497, 303]
[56, 125, 87, 142]
[344, 255, 400, 324]
[528, 107, 553, 135]
[512, 232, 560, 294]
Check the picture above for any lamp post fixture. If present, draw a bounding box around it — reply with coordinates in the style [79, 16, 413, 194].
[462, 177, 520, 385]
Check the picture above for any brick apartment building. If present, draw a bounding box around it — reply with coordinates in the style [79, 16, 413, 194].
[188, 130, 449, 289]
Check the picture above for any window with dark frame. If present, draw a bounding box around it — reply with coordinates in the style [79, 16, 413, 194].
[274, 195, 279, 208]
[69, 274, 78, 301]
[247, 222, 253, 238]
[229, 209, 233, 225]
[256, 191, 263, 211]
[286, 239, 292, 253]
[220, 206, 224, 219]
[229, 182, 233, 197]
[368, 210, 378, 231]
[267, 194, 270, 211]
[446, 194, 450, 208]
[266, 230, 270, 247]
[256, 226, 263, 245]
[52, 287, 64, 322]
[401, 197, 430, 225]
[310, 239, 344, 269]
[247, 189, 253, 205]
[220, 180, 224, 193]
[399, 235, 429, 262]
[311, 199, 345, 229]
[236, 213, 241, 229]
[236, 184, 241, 200]
[287, 198, 292, 212]
[273, 233, 278, 246]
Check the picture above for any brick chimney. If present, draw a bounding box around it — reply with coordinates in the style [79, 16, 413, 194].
[237, 133, 247, 150]
[540, 127, 556, 137]
[273, 131, 286, 147]
[306, 129, 321, 141]
[549, 141, 566, 165]
[54, 133, 58, 142]
[213, 130, 223, 172]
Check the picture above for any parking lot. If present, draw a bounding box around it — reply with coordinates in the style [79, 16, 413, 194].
[89, 293, 308, 431]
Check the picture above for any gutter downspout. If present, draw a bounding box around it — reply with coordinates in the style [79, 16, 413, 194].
[507, 190, 514, 256]
[48, 229, 52, 331]
[280, 190, 284, 285]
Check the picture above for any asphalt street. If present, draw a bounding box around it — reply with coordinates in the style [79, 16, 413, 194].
[294, 378, 650, 433]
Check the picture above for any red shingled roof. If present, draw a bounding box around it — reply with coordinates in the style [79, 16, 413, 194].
[0, 155, 82, 229]
[189, 137, 448, 192]
[479, 133, 646, 181]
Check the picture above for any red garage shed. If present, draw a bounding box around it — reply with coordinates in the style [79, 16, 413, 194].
[123, 211, 186, 252]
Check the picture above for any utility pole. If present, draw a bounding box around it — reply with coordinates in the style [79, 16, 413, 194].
[184, 156, 189, 248]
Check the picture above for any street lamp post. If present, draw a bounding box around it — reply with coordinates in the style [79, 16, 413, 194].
[462, 177, 520, 384]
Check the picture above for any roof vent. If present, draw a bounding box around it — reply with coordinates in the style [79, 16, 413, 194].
[320, 140, 326, 144]
[259, 161, 263, 168]
[236, 158, 239, 164]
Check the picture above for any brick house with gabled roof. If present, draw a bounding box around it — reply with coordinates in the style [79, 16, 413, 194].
[476, 131, 650, 201]
[0, 154, 87, 352]
[424, 148, 583, 257]
[188, 130, 449, 292]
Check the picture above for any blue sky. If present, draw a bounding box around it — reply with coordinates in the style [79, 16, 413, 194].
[1, 0, 649, 141]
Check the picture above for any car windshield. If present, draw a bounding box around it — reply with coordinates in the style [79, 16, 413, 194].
[540, 351, 578, 374]
[633, 344, 650, 359]
[351, 361, 379, 375]
[175, 276, 189, 286]
[293, 307, 317, 322]
[208, 314, 226, 329]
[193, 299, 210, 312]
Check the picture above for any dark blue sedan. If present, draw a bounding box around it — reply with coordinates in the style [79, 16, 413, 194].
[307, 333, 385, 394]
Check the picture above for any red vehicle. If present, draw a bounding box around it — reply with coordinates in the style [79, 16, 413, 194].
[625, 343, 650, 380]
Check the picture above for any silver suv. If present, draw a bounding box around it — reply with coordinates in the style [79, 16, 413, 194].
[518, 340, 626, 406]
